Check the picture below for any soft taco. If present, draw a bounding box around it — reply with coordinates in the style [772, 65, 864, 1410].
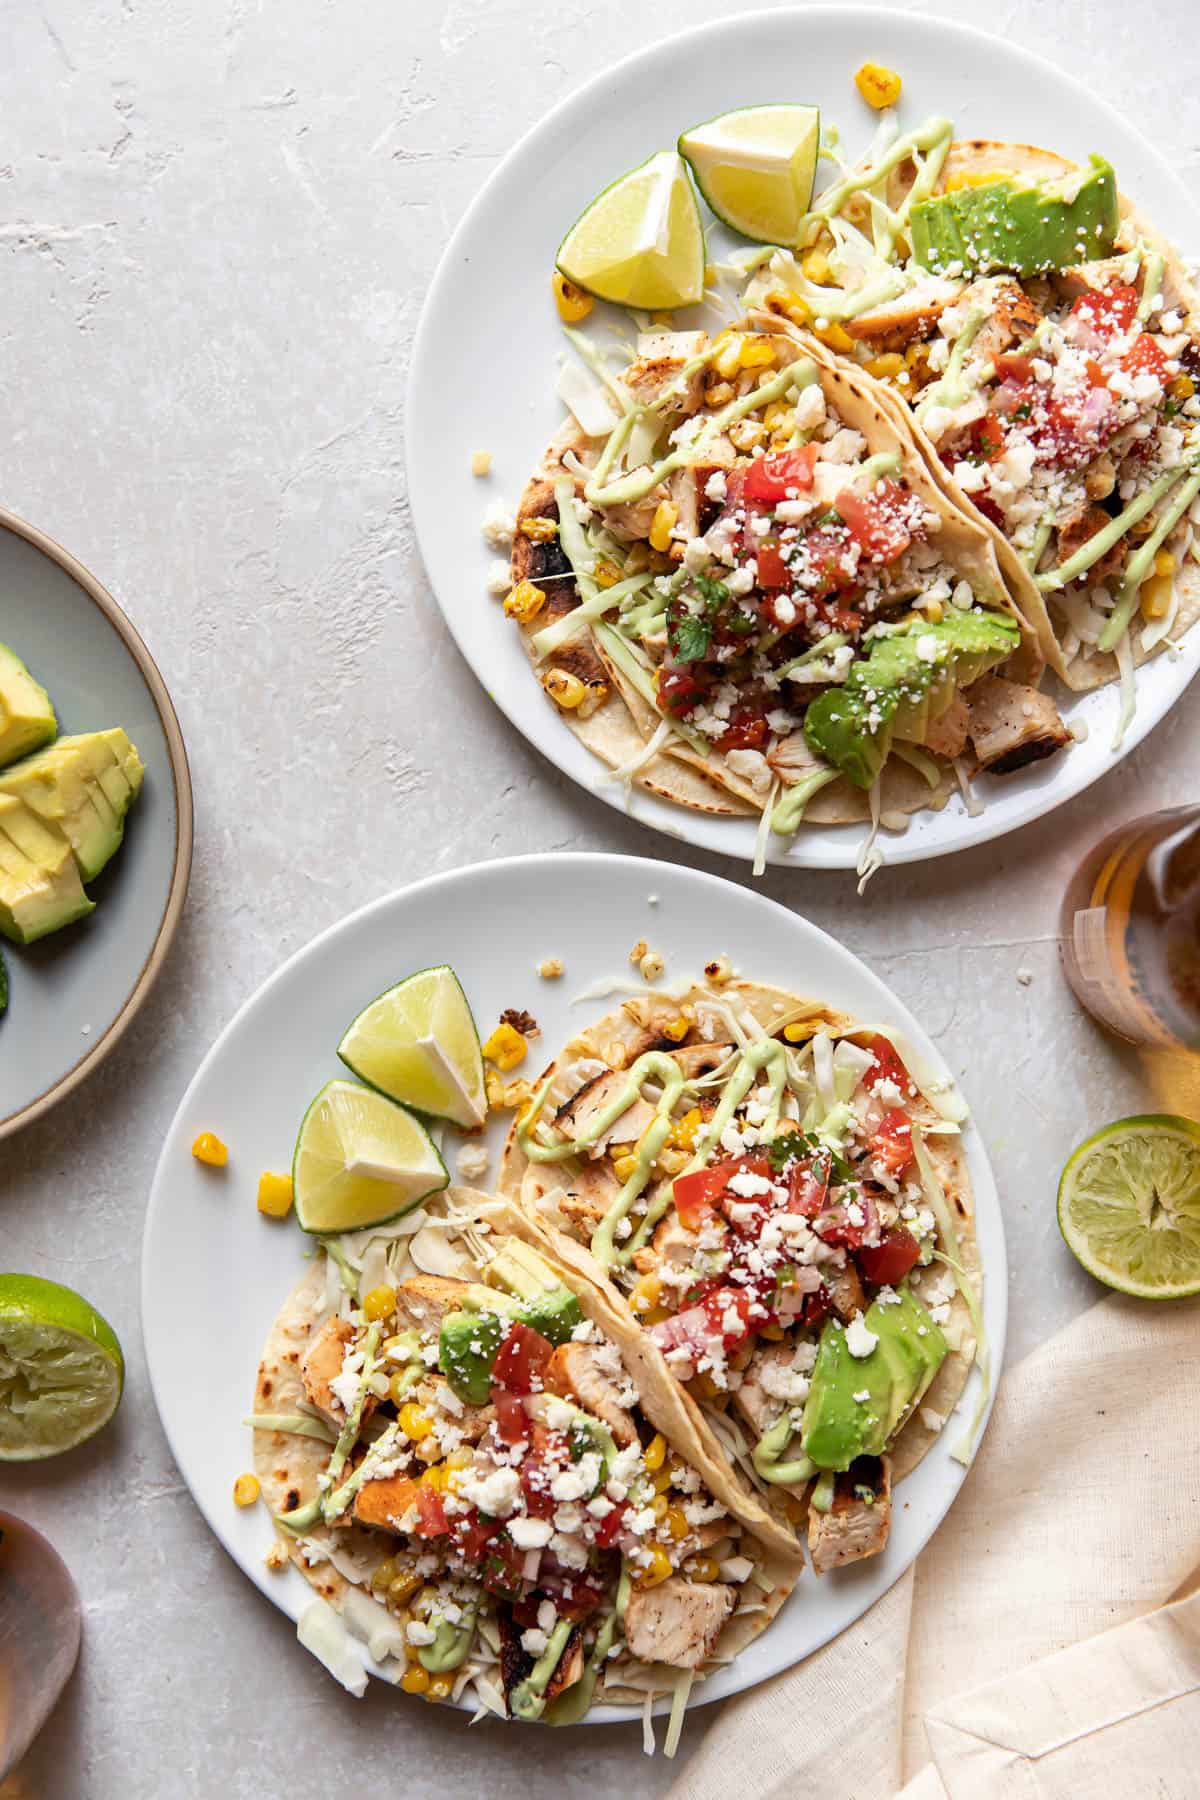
[251, 1188, 801, 1735]
[501, 977, 986, 1577]
[744, 122, 1200, 709]
[504, 312, 1068, 870]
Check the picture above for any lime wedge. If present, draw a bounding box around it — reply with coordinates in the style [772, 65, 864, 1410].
[293, 1079, 449, 1234]
[0, 1274, 124, 1460]
[1058, 1114, 1200, 1298]
[679, 104, 820, 245]
[337, 965, 486, 1129]
[557, 150, 705, 310]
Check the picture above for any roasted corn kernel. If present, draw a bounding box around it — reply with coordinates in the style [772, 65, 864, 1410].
[482, 1022, 528, 1070]
[552, 271, 594, 321]
[191, 1131, 228, 1168]
[471, 450, 492, 477]
[815, 320, 856, 354]
[233, 1472, 260, 1507]
[633, 1274, 664, 1315]
[712, 331, 745, 380]
[537, 956, 564, 979]
[389, 1371, 416, 1407]
[686, 1555, 720, 1582]
[401, 1665, 431, 1695]
[256, 1172, 294, 1219]
[649, 501, 678, 553]
[1140, 572, 1174, 620]
[760, 1323, 787, 1342]
[855, 62, 902, 109]
[728, 419, 767, 452]
[542, 668, 588, 710]
[636, 1544, 674, 1589]
[783, 1019, 817, 1043]
[643, 1432, 668, 1472]
[651, 1492, 670, 1521]
[705, 378, 736, 406]
[640, 950, 664, 982]
[801, 248, 832, 284]
[704, 955, 732, 986]
[604, 1039, 629, 1072]
[739, 335, 777, 369]
[504, 579, 546, 623]
[387, 1568, 423, 1606]
[866, 352, 905, 380]
[660, 1015, 689, 1043]
[415, 1435, 441, 1463]
[426, 1674, 454, 1702]
[399, 1403, 433, 1442]
[656, 1146, 689, 1177]
[923, 598, 945, 623]
[629, 939, 648, 965]
[766, 290, 811, 328]
[501, 1079, 533, 1110]
[1169, 374, 1195, 401]
[669, 1106, 704, 1150]
[363, 1284, 397, 1322]
[371, 1557, 400, 1591]
[612, 1150, 639, 1184]
[593, 558, 622, 589]
[665, 1505, 690, 1541]
[652, 1466, 674, 1495]
[1154, 550, 1178, 577]
[520, 516, 559, 543]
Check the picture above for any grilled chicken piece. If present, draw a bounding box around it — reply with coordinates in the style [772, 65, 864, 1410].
[921, 693, 970, 760]
[300, 1315, 358, 1423]
[1055, 504, 1126, 585]
[544, 1342, 637, 1445]
[555, 1069, 657, 1155]
[623, 1577, 736, 1668]
[825, 1259, 868, 1324]
[497, 1606, 534, 1709]
[731, 1340, 804, 1439]
[512, 480, 579, 617]
[558, 1159, 625, 1228]
[808, 1456, 892, 1574]
[668, 1041, 735, 1080]
[624, 331, 709, 416]
[970, 279, 1042, 363]
[393, 1275, 472, 1334]
[545, 1624, 587, 1700]
[845, 275, 962, 348]
[966, 675, 1071, 775]
[1055, 257, 1136, 302]
[353, 1471, 420, 1533]
[669, 463, 732, 540]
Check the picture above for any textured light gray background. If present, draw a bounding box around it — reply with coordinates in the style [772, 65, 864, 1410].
[3, 2, 1197, 1795]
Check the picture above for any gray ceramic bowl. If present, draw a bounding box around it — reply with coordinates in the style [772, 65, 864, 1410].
[0, 508, 192, 1138]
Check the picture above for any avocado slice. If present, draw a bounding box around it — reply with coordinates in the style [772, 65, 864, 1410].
[0, 644, 57, 771]
[0, 798, 94, 944]
[804, 610, 1020, 789]
[518, 1285, 582, 1348]
[911, 156, 1119, 278]
[439, 1308, 506, 1405]
[0, 731, 145, 882]
[800, 1287, 948, 1471]
[483, 1240, 584, 1345]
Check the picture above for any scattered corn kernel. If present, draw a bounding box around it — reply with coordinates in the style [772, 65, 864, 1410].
[1140, 572, 1174, 620]
[739, 335, 777, 369]
[401, 1665, 431, 1696]
[482, 1022, 528, 1070]
[640, 951, 664, 982]
[691, 1372, 720, 1401]
[485, 1069, 505, 1108]
[636, 1544, 674, 1589]
[866, 352, 905, 379]
[426, 1674, 454, 1702]
[944, 171, 1008, 193]
[669, 1106, 704, 1151]
[371, 1557, 400, 1591]
[712, 330, 745, 379]
[542, 667, 588, 710]
[520, 516, 559, 542]
[471, 450, 492, 477]
[593, 558, 622, 589]
[363, 1284, 397, 1322]
[1130, 514, 1157, 539]
[629, 939, 648, 965]
[686, 1555, 720, 1582]
[256, 1172, 294, 1219]
[704, 956, 732, 986]
[705, 378, 735, 406]
[1169, 374, 1195, 401]
[665, 1505, 690, 1541]
[783, 1020, 816, 1043]
[665, 1459, 687, 1485]
[504, 578, 546, 623]
[767, 290, 811, 328]
[612, 1150, 639, 1184]
[233, 1472, 260, 1507]
[389, 1371, 415, 1406]
[802, 249, 833, 286]
[388, 1569, 423, 1606]
[643, 1432, 668, 1472]
[923, 598, 944, 623]
[1154, 550, 1178, 577]
[501, 1079, 533, 1110]
[416, 1435, 441, 1463]
[423, 1460, 450, 1490]
[537, 956, 564, 979]
[264, 1539, 289, 1571]
[649, 501, 678, 553]
[816, 320, 856, 354]
[652, 1466, 674, 1494]
[399, 1403, 433, 1442]
[762, 401, 795, 436]
[632, 1274, 664, 1316]
[191, 1131, 228, 1168]
[728, 419, 767, 452]
[656, 1145, 688, 1177]
[552, 271, 593, 322]
[855, 62, 902, 109]
[651, 1493, 670, 1521]
[604, 1039, 629, 1072]
[660, 1015, 689, 1044]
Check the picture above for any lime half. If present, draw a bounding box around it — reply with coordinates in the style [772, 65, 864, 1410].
[557, 150, 705, 311]
[1058, 1114, 1200, 1298]
[679, 104, 820, 245]
[337, 965, 486, 1128]
[0, 1274, 124, 1460]
[293, 1079, 449, 1235]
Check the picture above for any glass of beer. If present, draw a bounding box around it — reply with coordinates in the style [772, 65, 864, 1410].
[1060, 806, 1200, 1049]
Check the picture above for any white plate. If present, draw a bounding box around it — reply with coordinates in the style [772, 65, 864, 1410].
[142, 852, 1005, 1718]
[408, 6, 1200, 871]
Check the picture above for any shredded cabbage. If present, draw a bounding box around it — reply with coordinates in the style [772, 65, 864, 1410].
[664, 1671, 694, 1759]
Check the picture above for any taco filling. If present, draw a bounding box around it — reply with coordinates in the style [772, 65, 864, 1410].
[504, 319, 1062, 870]
[252, 1192, 799, 1731]
[504, 979, 985, 1576]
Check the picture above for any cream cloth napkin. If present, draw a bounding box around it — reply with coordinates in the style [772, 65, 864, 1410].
[669, 1293, 1200, 1799]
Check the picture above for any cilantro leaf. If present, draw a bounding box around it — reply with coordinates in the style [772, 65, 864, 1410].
[766, 1131, 815, 1171]
[670, 612, 714, 663]
[694, 573, 730, 610]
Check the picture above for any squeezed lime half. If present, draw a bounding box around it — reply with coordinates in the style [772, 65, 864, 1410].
[1058, 1113, 1200, 1298]
[0, 1274, 124, 1459]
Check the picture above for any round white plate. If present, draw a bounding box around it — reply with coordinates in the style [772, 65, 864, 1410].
[408, 6, 1200, 871]
[142, 852, 1005, 1719]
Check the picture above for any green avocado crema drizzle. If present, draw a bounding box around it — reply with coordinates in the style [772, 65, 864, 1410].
[1037, 457, 1200, 599]
[914, 304, 989, 416]
[797, 116, 954, 273]
[752, 1410, 815, 1487]
[584, 359, 820, 509]
[418, 1601, 479, 1675]
[1097, 467, 1200, 653]
[544, 1564, 631, 1727]
[509, 1615, 578, 1721]
[685, 1038, 788, 1173]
